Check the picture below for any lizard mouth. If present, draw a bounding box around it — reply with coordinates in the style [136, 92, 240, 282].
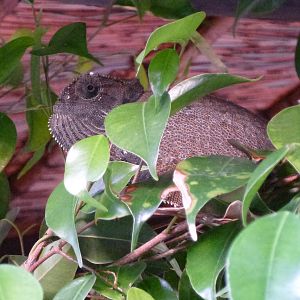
[48, 112, 105, 151]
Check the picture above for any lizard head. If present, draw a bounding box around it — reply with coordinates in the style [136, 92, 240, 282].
[49, 72, 144, 150]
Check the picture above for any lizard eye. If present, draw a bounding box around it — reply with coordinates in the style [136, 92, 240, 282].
[83, 83, 99, 99]
[75, 75, 100, 99]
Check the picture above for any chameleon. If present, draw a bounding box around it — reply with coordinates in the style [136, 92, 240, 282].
[49, 72, 272, 205]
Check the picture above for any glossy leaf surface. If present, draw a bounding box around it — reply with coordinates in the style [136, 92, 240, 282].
[117, 261, 146, 290]
[45, 182, 82, 266]
[136, 12, 205, 67]
[32, 23, 100, 63]
[0, 113, 17, 172]
[148, 49, 179, 100]
[267, 105, 300, 172]
[25, 94, 51, 151]
[53, 274, 96, 300]
[105, 96, 170, 180]
[174, 156, 254, 240]
[242, 147, 289, 226]
[186, 222, 240, 300]
[94, 162, 137, 220]
[0, 36, 34, 84]
[34, 242, 78, 300]
[169, 73, 258, 114]
[138, 276, 178, 300]
[179, 270, 204, 300]
[227, 212, 300, 300]
[105, 161, 139, 194]
[78, 216, 155, 264]
[0, 264, 43, 300]
[127, 287, 155, 300]
[93, 278, 123, 300]
[64, 135, 109, 210]
[122, 176, 172, 251]
[94, 262, 146, 299]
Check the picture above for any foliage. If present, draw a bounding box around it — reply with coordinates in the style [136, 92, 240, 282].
[0, 2, 299, 300]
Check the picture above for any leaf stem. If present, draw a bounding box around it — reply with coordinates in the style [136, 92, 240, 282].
[1, 219, 25, 256]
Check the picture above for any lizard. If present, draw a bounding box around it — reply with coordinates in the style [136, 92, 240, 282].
[49, 72, 273, 205]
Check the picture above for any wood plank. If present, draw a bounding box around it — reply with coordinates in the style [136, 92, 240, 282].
[0, 0, 19, 22]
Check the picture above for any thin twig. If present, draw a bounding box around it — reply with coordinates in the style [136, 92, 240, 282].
[23, 220, 95, 272]
[56, 249, 124, 295]
[111, 221, 188, 266]
[146, 244, 188, 261]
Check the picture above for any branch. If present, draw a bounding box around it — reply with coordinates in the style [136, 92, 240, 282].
[23, 220, 95, 272]
[111, 221, 188, 266]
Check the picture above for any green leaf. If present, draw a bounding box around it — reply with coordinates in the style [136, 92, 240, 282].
[280, 192, 300, 213]
[106, 161, 140, 194]
[127, 287, 155, 300]
[34, 241, 78, 300]
[0, 264, 43, 300]
[45, 182, 82, 267]
[25, 94, 51, 151]
[242, 147, 289, 226]
[0, 208, 19, 247]
[6, 255, 27, 266]
[233, 0, 286, 32]
[30, 27, 46, 107]
[179, 270, 204, 300]
[295, 35, 300, 78]
[117, 262, 146, 290]
[94, 261, 146, 299]
[78, 216, 155, 264]
[3, 62, 24, 87]
[64, 135, 109, 210]
[138, 276, 178, 300]
[0, 113, 17, 172]
[116, 0, 196, 19]
[17, 146, 45, 179]
[169, 73, 259, 115]
[32, 22, 100, 64]
[174, 156, 254, 240]
[122, 176, 172, 251]
[227, 212, 300, 300]
[148, 49, 179, 100]
[191, 32, 227, 72]
[105, 96, 171, 180]
[149, 0, 196, 19]
[136, 12, 206, 67]
[53, 274, 96, 300]
[267, 105, 300, 172]
[0, 172, 10, 218]
[95, 162, 138, 220]
[131, 0, 151, 19]
[186, 222, 240, 300]
[0, 36, 34, 85]
[94, 191, 130, 221]
[74, 56, 93, 74]
[93, 278, 123, 300]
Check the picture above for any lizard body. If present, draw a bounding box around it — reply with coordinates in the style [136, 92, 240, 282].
[49, 73, 272, 205]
